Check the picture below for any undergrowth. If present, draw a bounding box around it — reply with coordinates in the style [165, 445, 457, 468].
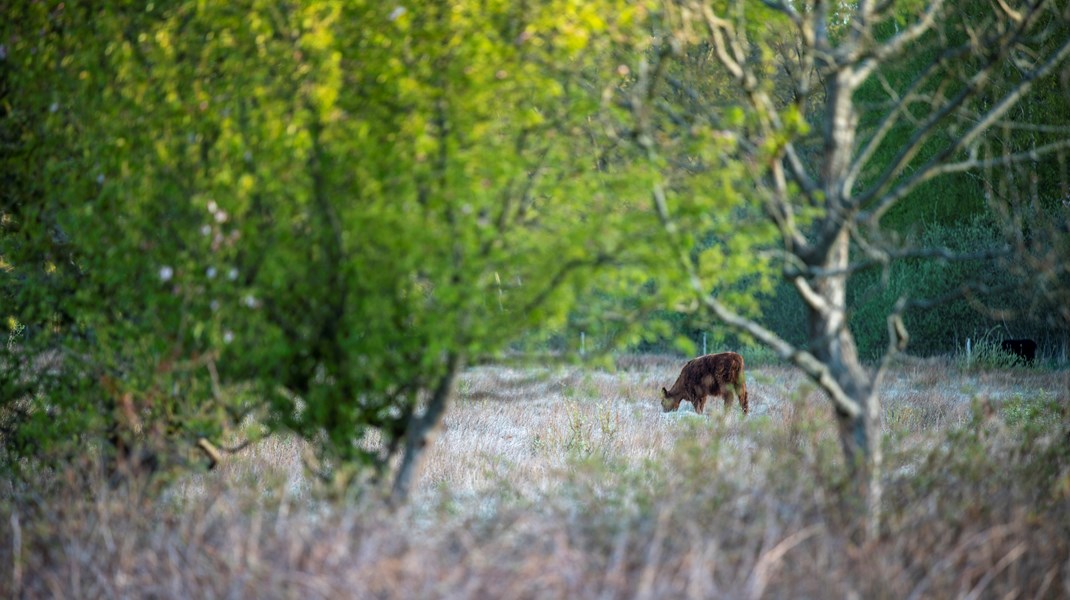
[1, 364, 1068, 599]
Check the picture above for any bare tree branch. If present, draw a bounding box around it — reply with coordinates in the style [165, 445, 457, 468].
[699, 4, 746, 82]
[783, 143, 819, 204]
[855, 63, 1003, 214]
[844, 43, 971, 196]
[793, 276, 834, 314]
[849, 0, 947, 85]
[778, 242, 1010, 280]
[863, 18, 1070, 224]
[767, 157, 812, 254]
[852, 1, 1056, 214]
[901, 280, 1018, 313]
[871, 137, 1070, 209]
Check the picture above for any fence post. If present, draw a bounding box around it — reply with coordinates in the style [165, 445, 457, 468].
[581, 331, 586, 356]
[966, 337, 971, 367]
[702, 332, 707, 355]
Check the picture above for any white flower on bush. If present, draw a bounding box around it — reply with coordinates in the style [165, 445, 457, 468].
[206, 266, 217, 279]
[214, 210, 228, 224]
[223, 330, 234, 344]
[159, 266, 174, 282]
[200, 224, 212, 236]
[210, 299, 220, 312]
[207, 200, 218, 214]
[227, 267, 239, 281]
[389, 6, 406, 21]
[243, 294, 258, 308]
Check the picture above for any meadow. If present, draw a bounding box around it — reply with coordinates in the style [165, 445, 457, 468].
[2, 355, 1068, 599]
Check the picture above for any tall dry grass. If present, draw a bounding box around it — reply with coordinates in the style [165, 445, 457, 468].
[2, 357, 1068, 599]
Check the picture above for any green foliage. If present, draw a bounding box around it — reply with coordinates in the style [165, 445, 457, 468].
[963, 341, 1026, 370]
[846, 220, 1010, 359]
[1005, 391, 1070, 499]
[1002, 390, 1063, 432]
[915, 392, 1070, 518]
[0, 0, 660, 486]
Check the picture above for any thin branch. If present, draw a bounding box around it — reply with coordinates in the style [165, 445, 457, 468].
[851, 0, 876, 49]
[785, 244, 1011, 279]
[901, 280, 1017, 313]
[196, 438, 223, 470]
[853, 2, 1052, 213]
[516, 255, 611, 317]
[744, 525, 821, 600]
[783, 143, 819, 204]
[844, 43, 971, 197]
[700, 7, 744, 80]
[873, 296, 911, 401]
[850, 0, 946, 84]
[767, 157, 812, 254]
[793, 276, 833, 314]
[992, 121, 1070, 134]
[863, 17, 1070, 224]
[877, 137, 1070, 203]
[855, 65, 999, 213]
[964, 543, 1027, 600]
[481, 142, 553, 258]
[993, 0, 1025, 23]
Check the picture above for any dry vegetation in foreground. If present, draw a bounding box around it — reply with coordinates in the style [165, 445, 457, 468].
[2, 356, 1069, 599]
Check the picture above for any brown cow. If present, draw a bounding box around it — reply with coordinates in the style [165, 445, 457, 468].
[662, 352, 749, 415]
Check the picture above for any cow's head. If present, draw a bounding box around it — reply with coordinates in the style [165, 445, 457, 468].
[660, 387, 678, 412]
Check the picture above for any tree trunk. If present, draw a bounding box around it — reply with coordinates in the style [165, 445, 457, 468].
[807, 229, 883, 539]
[390, 352, 463, 505]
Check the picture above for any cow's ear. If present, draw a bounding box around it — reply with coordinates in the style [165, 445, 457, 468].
[662, 387, 669, 397]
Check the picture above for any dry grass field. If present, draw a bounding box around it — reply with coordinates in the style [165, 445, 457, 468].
[2, 355, 1069, 599]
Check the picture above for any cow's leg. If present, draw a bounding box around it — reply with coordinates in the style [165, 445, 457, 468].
[684, 386, 699, 414]
[726, 382, 746, 414]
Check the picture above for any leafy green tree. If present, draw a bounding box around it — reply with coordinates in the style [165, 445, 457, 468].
[1, 0, 658, 500]
[621, 0, 1070, 537]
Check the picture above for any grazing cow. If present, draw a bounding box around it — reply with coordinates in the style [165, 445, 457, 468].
[662, 352, 749, 415]
[1000, 338, 1038, 364]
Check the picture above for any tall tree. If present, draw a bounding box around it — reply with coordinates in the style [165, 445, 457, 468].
[622, 0, 1070, 537]
[0, 0, 654, 500]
